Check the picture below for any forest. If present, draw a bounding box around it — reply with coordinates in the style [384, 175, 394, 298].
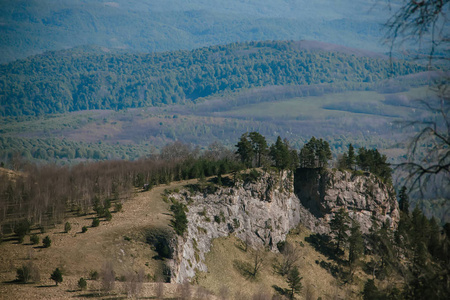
[0, 40, 426, 116]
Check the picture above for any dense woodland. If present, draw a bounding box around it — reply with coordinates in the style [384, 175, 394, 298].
[0, 41, 425, 116]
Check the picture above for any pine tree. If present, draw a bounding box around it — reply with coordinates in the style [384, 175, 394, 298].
[248, 131, 268, 167]
[299, 137, 331, 168]
[346, 144, 356, 170]
[329, 208, 350, 253]
[286, 266, 303, 299]
[236, 133, 254, 167]
[50, 268, 63, 286]
[42, 236, 51, 248]
[348, 221, 364, 274]
[270, 136, 291, 170]
[78, 277, 87, 290]
[398, 186, 409, 213]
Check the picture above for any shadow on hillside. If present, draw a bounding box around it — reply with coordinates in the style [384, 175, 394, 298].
[37, 284, 57, 288]
[304, 233, 345, 264]
[305, 233, 351, 281]
[233, 260, 256, 280]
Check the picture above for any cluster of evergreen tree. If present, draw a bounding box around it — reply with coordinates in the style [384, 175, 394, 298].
[298, 137, 332, 168]
[235, 132, 304, 170]
[338, 143, 392, 183]
[323, 189, 449, 299]
[0, 41, 425, 116]
[362, 189, 449, 299]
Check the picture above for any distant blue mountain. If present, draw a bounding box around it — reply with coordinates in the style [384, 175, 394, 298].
[0, 0, 392, 63]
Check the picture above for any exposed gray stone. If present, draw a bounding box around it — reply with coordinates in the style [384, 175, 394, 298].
[167, 168, 399, 283]
[295, 168, 399, 234]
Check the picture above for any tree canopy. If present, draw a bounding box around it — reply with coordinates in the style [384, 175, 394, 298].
[299, 137, 332, 168]
[0, 41, 424, 117]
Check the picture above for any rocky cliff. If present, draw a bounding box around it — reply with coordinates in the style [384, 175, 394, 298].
[167, 170, 301, 283]
[294, 168, 400, 234]
[166, 168, 399, 283]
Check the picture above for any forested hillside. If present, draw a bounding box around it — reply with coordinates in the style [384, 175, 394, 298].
[0, 41, 425, 116]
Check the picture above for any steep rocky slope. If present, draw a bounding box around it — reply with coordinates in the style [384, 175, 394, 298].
[168, 171, 301, 283]
[295, 168, 399, 234]
[167, 168, 399, 283]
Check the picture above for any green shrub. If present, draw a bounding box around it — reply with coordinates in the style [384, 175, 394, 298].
[16, 262, 40, 283]
[16, 265, 31, 283]
[15, 220, 31, 243]
[64, 222, 71, 233]
[81, 226, 88, 233]
[214, 215, 221, 224]
[104, 209, 112, 221]
[78, 277, 87, 290]
[104, 199, 111, 210]
[92, 218, 100, 227]
[30, 234, 40, 245]
[114, 202, 123, 212]
[42, 236, 51, 248]
[90, 270, 99, 280]
[170, 201, 188, 236]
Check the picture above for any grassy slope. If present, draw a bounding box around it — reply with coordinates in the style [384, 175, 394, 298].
[0, 180, 192, 299]
[198, 231, 364, 299]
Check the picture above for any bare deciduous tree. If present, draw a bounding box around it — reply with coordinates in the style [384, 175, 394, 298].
[219, 286, 230, 300]
[155, 281, 164, 299]
[274, 242, 300, 276]
[385, 0, 450, 198]
[177, 281, 192, 300]
[101, 262, 115, 292]
[385, 0, 449, 66]
[124, 268, 145, 298]
[195, 286, 211, 300]
[251, 249, 265, 278]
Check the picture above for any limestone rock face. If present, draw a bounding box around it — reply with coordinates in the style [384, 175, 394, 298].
[168, 170, 301, 283]
[167, 168, 399, 283]
[294, 168, 400, 234]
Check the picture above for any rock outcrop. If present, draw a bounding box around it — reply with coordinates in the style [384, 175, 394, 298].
[168, 170, 301, 283]
[166, 168, 399, 283]
[294, 168, 399, 234]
